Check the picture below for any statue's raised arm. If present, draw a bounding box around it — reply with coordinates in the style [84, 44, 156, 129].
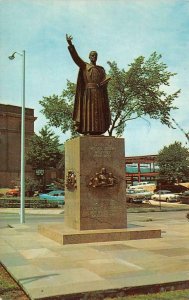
[66, 34, 73, 46]
[66, 34, 85, 68]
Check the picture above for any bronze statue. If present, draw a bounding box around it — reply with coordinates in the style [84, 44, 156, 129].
[66, 34, 111, 135]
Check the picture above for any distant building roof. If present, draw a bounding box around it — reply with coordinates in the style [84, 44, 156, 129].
[125, 155, 157, 164]
[0, 103, 35, 117]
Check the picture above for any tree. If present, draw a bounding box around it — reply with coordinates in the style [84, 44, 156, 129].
[25, 177, 40, 196]
[40, 52, 180, 137]
[40, 81, 78, 137]
[157, 142, 189, 183]
[27, 126, 62, 188]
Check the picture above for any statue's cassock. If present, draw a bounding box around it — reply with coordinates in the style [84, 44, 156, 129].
[68, 44, 111, 135]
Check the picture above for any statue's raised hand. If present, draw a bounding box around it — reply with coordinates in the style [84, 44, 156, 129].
[66, 34, 73, 46]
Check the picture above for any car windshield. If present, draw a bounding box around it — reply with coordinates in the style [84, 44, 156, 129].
[48, 191, 56, 195]
[127, 189, 146, 194]
[183, 191, 189, 195]
[48, 190, 64, 195]
[127, 190, 135, 194]
[157, 190, 172, 194]
[162, 190, 172, 194]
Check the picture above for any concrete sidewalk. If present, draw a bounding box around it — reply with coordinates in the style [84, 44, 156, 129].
[0, 207, 64, 215]
[0, 210, 189, 299]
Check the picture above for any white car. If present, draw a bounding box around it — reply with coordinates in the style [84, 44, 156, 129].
[151, 190, 179, 202]
[129, 182, 156, 190]
[126, 188, 154, 203]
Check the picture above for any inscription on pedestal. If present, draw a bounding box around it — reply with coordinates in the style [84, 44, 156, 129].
[89, 145, 115, 158]
[83, 199, 120, 218]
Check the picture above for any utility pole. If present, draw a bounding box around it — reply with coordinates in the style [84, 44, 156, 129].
[8, 51, 26, 224]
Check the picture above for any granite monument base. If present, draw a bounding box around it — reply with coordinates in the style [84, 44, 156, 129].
[38, 136, 161, 244]
[38, 223, 161, 245]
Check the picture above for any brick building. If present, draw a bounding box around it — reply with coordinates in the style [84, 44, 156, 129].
[0, 104, 36, 187]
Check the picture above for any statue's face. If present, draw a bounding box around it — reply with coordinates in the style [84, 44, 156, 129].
[89, 51, 97, 63]
[101, 168, 106, 174]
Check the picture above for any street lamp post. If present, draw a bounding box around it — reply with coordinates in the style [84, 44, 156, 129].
[9, 50, 26, 224]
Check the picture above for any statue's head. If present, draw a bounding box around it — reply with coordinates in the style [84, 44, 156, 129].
[101, 168, 106, 174]
[89, 51, 98, 63]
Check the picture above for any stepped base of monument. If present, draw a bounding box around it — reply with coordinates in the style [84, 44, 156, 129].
[38, 223, 161, 245]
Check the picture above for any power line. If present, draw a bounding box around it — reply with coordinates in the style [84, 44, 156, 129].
[172, 118, 189, 143]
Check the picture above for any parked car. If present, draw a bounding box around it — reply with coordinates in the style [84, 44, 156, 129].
[134, 181, 155, 187]
[128, 182, 156, 191]
[126, 188, 153, 203]
[6, 187, 20, 197]
[39, 190, 65, 205]
[177, 191, 189, 204]
[43, 183, 58, 193]
[151, 190, 179, 202]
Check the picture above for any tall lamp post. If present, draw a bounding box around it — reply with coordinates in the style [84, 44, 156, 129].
[9, 50, 26, 224]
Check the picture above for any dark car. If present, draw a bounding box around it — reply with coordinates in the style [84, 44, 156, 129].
[178, 191, 189, 204]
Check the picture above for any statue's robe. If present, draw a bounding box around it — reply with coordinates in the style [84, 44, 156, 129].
[68, 45, 111, 135]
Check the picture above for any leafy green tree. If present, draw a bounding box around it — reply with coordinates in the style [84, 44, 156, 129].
[40, 52, 180, 137]
[40, 81, 77, 137]
[157, 142, 189, 183]
[27, 126, 62, 188]
[25, 177, 40, 196]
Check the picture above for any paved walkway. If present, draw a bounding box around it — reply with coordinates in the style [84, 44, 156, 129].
[0, 207, 64, 215]
[0, 210, 189, 299]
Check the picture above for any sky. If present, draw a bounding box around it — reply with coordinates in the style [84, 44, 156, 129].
[0, 0, 189, 156]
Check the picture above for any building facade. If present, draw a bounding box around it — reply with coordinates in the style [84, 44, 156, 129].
[0, 104, 36, 187]
[125, 155, 159, 185]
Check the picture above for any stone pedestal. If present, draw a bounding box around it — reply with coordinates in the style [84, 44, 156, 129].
[39, 136, 161, 244]
[64, 136, 127, 230]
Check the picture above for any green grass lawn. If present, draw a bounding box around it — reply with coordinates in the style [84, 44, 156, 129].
[105, 289, 189, 299]
[0, 264, 29, 300]
[0, 188, 9, 195]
